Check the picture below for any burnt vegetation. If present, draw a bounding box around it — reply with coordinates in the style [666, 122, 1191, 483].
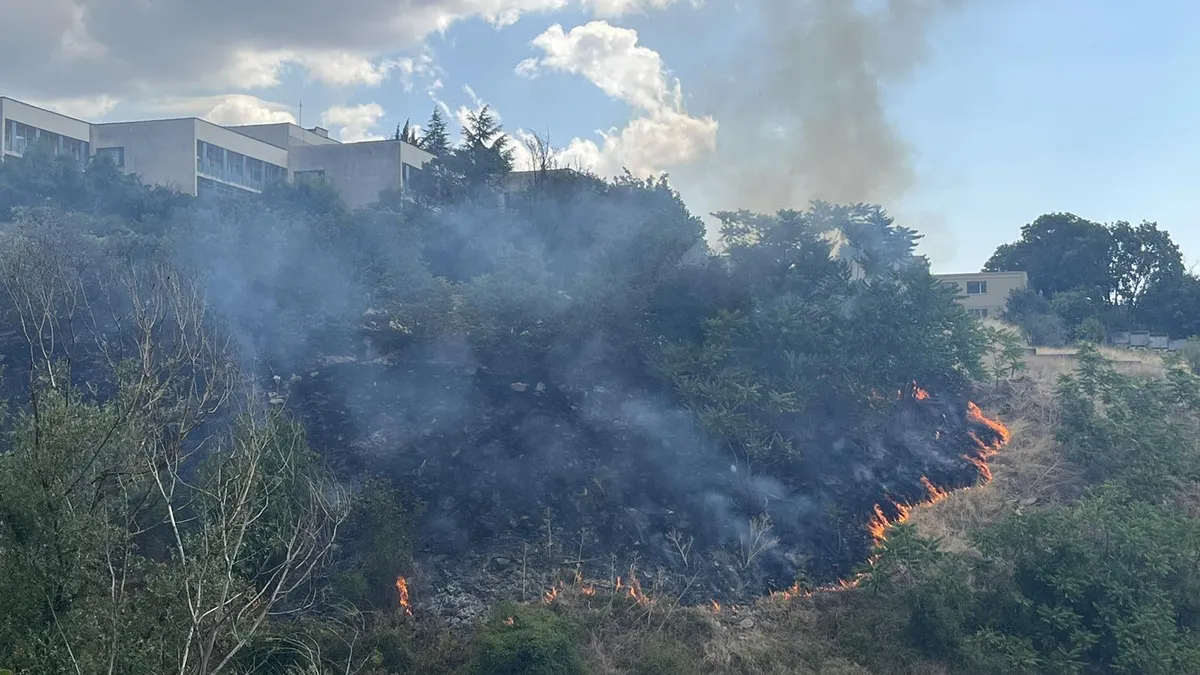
[0, 115, 1198, 674]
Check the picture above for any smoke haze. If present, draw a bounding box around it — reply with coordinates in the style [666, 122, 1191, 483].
[678, 0, 963, 252]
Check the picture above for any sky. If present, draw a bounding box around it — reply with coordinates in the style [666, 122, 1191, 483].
[2, 0, 1197, 273]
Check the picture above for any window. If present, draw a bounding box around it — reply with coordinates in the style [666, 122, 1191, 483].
[264, 163, 287, 186]
[968, 308, 988, 318]
[966, 280, 987, 295]
[5, 120, 34, 154]
[196, 140, 284, 191]
[247, 158, 264, 188]
[96, 147, 125, 168]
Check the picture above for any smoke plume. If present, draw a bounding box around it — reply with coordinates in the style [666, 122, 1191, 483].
[682, 0, 963, 214]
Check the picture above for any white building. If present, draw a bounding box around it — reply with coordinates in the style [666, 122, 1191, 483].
[0, 96, 435, 207]
[1, 97, 92, 164]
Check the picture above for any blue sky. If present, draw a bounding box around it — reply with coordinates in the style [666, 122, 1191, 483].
[8, 0, 1198, 274]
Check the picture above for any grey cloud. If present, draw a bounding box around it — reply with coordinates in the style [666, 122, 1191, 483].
[0, 0, 566, 98]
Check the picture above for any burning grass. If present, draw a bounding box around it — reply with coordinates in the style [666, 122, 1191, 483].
[906, 339, 1167, 552]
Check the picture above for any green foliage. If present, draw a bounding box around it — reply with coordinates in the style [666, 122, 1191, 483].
[658, 204, 985, 469]
[863, 347, 1200, 674]
[970, 489, 1200, 674]
[987, 211, 1194, 340]
[1056, 344, 1199, 498]
[984, 212, 1114, 298]
[335, 477, 420, 608]
[1178, 337, 1200, 374]
[984, 325, 1028, 382]
[469, 602, 586, 675]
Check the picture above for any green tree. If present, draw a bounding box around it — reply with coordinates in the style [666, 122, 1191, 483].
[1136, 272, 1200, 337]
[984, 212, 1114, 298]
[418, 107, 451, 157]
[393, 118, 420, 145]
[454, 105, 516, 181]
[1108, 220, 1184, 312]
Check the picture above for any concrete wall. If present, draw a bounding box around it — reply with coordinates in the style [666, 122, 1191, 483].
[934, 271, 1029, 318]
[290, 141, 399, 207]
[1, 97, 92, 160]
[92, 119, 198, 194]
[196, 120, 289, 168]
[399, 142, 435, 169]
[224, 123, 339, 149]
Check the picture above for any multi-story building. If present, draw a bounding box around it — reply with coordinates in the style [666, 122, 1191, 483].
[1, 97, 92, 164]
[934, 271, 1029, 319]
[0, 96, 434, 207]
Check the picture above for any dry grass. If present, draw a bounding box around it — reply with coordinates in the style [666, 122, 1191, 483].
[543, 328, 1182, 674]
[909, 329, 1168, 550]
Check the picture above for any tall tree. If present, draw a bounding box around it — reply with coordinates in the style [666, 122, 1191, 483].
[457, 104, 516, 177]
[983, 212, 1114, 298]
[1135, 271, 1200, 338]
[419, 107, 451, 157]
[393, 118, 420, 145]
[1108, 220, 1184, 311]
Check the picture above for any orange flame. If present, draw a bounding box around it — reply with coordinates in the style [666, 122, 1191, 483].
[581, 585, 596, 596]
[773, 396, 1012, 597]
[769, 582, 811, 601]
[543, 586, 558, 603]
[395, 576, 412, 616]
[504, 616, 515, 626]
[625, 574, 651, 606]
[710, 599, 721, 613]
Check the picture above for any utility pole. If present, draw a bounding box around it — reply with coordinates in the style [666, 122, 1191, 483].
[298, 99, 303, 127]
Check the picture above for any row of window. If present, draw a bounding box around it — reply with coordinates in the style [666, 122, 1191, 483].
[195, 140, 287, 192]
[3, 119, 90, 163]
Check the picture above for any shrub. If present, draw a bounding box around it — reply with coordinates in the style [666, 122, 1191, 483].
[468, 602, 585, 675]
[1179, 337, 1200, 374]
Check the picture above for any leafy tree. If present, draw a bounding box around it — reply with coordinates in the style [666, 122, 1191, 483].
[1135, 271, 1200, 338]
[984, 212, 1114, 298]
[1108, 220, 1184, 312]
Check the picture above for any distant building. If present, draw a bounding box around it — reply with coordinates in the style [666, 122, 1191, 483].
[934, 271, 1029, 319]
[1, 96, 435, 207]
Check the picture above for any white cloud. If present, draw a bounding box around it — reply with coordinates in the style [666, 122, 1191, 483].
[0, 0, 685, 101]
[515, 21, 716, 176]
[144, 95, 296, 125]
[26, 95, 119, 120]
[578, 0, 688, 20]
[321, 103, 387, 142]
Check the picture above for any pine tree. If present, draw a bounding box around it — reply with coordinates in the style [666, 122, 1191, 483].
[420, 107, 451, 157]
[397, 119, 419, 145]
[459, 105, 515, 175]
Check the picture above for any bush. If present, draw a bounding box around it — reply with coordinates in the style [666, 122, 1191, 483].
[1071, 316, 1107, 344]
[468, 602, 585, 675]
[1180, 337, 1200, 374]
[1016, 312, 1067, 347]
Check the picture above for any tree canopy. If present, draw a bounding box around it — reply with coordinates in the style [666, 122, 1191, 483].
[985, 211, 1194, 344]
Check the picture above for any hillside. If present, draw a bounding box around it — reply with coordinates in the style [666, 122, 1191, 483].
[1, 150, 1198, 675]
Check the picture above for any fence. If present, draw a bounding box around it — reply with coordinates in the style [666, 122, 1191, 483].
[1108, 330, 1191, 352]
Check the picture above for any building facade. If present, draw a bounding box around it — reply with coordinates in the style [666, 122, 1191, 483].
[1, 97, 92, 164]
[0, 96, 434, 206]
[934, 271, 1029, 319]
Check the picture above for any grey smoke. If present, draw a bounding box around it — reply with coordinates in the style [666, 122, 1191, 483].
[681, 0, 964, 215]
